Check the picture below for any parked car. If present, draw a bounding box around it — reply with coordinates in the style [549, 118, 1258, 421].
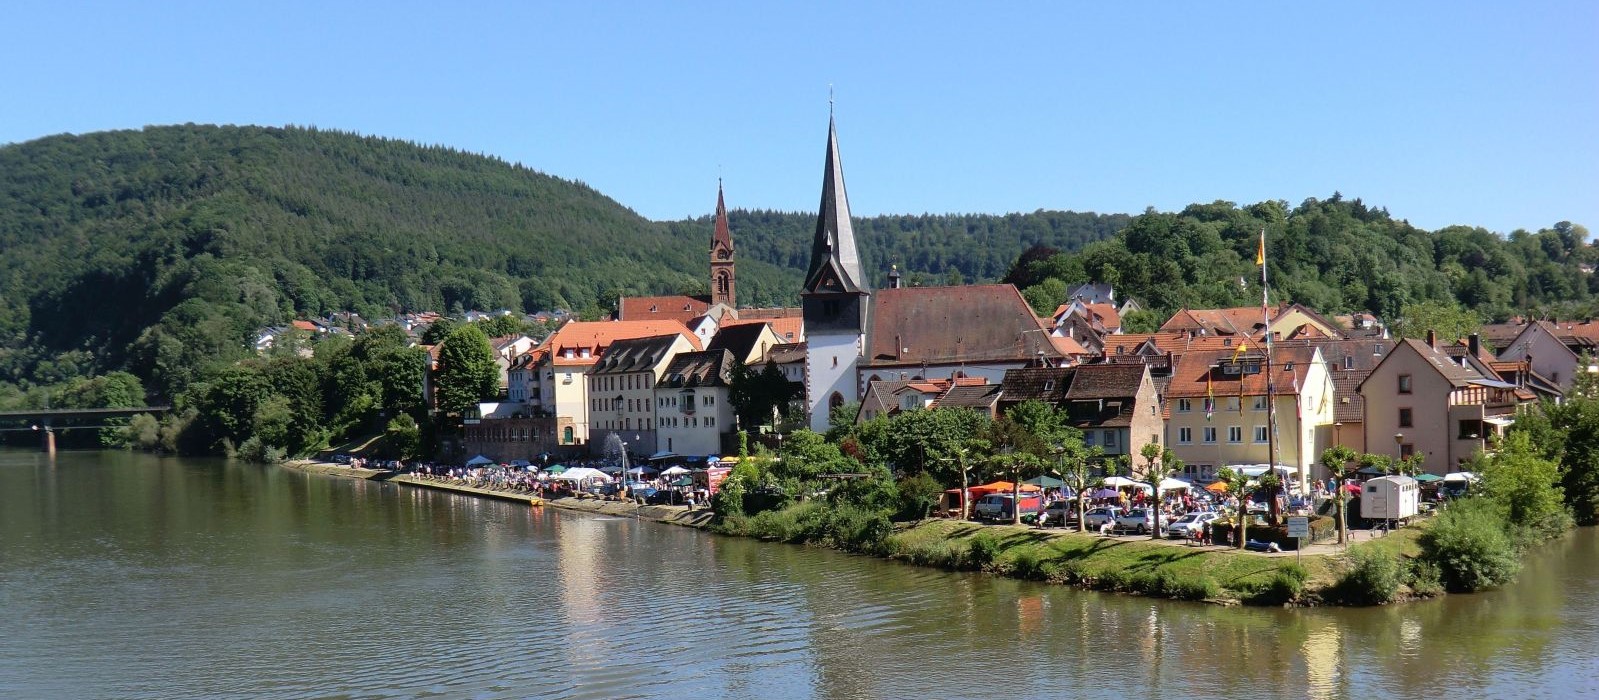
[1084, 506, 1123, 529]
[1114, 508, 1158, 534]
[1043, 499, 1078, 525]
[1166, 511, 1220, 539]
[973, 493, 1044, 522]
[646, 489, 685, 506]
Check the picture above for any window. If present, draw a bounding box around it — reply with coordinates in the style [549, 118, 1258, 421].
[1203, 427, 1217, 444]
[1227, 397, 1241, 412]
[1103, 431, 1117, 448]
[1399, 408, 1413, 428]
[1399, 443, 1415, 458]
[1254, 426, 1268, 443]
[1178, 427, 1192, 444]
[1084, 432, 1096, 447]
[1344, 355, 1355, 370]
[1398, 374, 1412, 394]
[1228, 426, 1243, 443]
[1459, 419, 1483, 440]
[1177, 399, 1192, 413]
[1252, 397, 1267, 411]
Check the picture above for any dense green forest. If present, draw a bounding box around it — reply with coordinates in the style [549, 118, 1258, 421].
[0, 123, 1593, 458]
[1004, 196, 1595, 327]
[0, 125, 1127, 400]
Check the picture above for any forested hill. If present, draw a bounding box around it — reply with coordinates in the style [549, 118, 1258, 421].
[0, 124, 1128, 393]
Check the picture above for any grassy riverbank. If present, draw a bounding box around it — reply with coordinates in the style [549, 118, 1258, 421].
[276, 458, 1446, 606]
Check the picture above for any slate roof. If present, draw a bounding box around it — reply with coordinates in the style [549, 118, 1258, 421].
[858, 379, 914, 422]
[1064, 364, 1146, 400]
[999, 367, 1073, 404]
[933, 384, 1002, 411]
[864, 284, 1061, 365]
[1331, 371, 1370, 423]
[589, 334, 692, 375]
[706, 323, 773, 363]
[801, 116, 868, 295]
[761, 342, 808, 365]
[661, 349, 735, 388]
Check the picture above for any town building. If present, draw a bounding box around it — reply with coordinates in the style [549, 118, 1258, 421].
[1162, 343, 1333, 490]
[586, 332, 703, 455]
[654, 349, 737, 456]
[524, 319, 698, 447]
[1359, 333, 1533, 475]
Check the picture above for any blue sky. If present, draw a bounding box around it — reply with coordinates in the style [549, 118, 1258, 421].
[3, 1, 1594, 234]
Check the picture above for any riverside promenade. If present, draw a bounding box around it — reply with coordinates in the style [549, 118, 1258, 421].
[282, 459, 716, 528]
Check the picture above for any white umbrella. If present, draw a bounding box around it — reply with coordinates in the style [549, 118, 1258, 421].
[661, 466, 689, 476]
[1442, 472, 1478, 483]
[627, 466, 657, 476]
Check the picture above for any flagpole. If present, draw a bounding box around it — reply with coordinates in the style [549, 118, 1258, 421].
[1260, 227, 1284, 508]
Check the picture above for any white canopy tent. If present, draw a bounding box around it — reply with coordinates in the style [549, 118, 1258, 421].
[1157, 478, 1192, 491]
[464, 455, 495, 466]
[551, 467, 611, 482]
[1101, 476, 1152, 492]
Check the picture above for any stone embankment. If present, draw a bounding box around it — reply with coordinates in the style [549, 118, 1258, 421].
[280, 459, 715, 528]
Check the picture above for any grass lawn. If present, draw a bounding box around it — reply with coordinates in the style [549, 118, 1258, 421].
[891, 519, 1335, 601]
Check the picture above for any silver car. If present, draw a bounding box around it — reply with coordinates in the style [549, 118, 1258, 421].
[1084, 506, 1122, 529]
[1166, 511, 1219, 539]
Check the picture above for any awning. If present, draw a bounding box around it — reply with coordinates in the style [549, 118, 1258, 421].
[1023, 475, 1066, 488]
[1484, 415, 1515, 426]
[1469, 378, 1519, 390]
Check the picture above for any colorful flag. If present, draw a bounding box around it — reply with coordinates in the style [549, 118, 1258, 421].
[1256, 227, 1266, 266]
[1206, 369, 1215, 421]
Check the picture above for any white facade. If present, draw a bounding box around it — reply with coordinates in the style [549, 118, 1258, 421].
[806, 332, 862, 432]
[655, 385, 733, 456]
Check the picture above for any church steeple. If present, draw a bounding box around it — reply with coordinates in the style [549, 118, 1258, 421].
[802, 115, 869, 296]
[710, 179, 736, 308]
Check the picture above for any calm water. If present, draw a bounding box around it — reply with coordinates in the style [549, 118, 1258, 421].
[2, 451, 1597, 700]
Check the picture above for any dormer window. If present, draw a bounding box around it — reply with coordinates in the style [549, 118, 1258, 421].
[580, 348, 591, 358]
[1043, 380, 1055, 391]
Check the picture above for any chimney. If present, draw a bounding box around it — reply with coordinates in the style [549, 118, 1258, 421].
[1468, 333, 1480, 358]
[1426, 329, 1437, 349]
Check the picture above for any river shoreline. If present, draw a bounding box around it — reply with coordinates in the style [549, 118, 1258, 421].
[279, 458, 1408, 606]
[281, 459, 717, 528]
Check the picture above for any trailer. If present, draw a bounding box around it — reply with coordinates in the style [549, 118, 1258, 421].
[1360, 475, 1421, 523]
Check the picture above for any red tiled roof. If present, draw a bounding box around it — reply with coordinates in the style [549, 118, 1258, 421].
[539, 320, 699, 366]
[1165, 345, 1321, 398]
[291, 320, 318, 332]
[865, 284, 1060, 365]
[617, 295, 712, 323]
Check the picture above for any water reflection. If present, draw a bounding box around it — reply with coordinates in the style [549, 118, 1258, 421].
[1, 451, 1596, 699]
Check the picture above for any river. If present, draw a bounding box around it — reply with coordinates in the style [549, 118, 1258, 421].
[2, 450, 1596, 699]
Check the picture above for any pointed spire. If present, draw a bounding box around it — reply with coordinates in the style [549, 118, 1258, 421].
[711, 178, 733, 251]
[803, 113, 868, 295]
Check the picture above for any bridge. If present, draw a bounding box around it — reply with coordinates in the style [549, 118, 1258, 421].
[0, 407, 172, 454]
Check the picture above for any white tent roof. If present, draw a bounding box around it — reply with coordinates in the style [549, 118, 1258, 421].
[465, 455, 495, 466]
[1157, 478, 1192, 491]
[553, 467, 611, 482]
[661, 466, 689, 476]
[1442, 471, 1479, 483]
[1102, 476, 1152, 491]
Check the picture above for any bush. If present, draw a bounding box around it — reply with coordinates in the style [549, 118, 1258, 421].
[1249, 566, 1307, 605]
[1335, 547, 1405, 605]
[235, 436, 285, 463]
[1004, 548, 1049, 580]
[966, 532, 1001, 570]
[1169, 575, 1220, 601]
[1420, 498, 1522, 592]
[1408, 559, 1444, 598]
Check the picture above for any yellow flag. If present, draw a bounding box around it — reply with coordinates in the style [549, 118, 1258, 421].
[1255, 228, 1266, 266]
